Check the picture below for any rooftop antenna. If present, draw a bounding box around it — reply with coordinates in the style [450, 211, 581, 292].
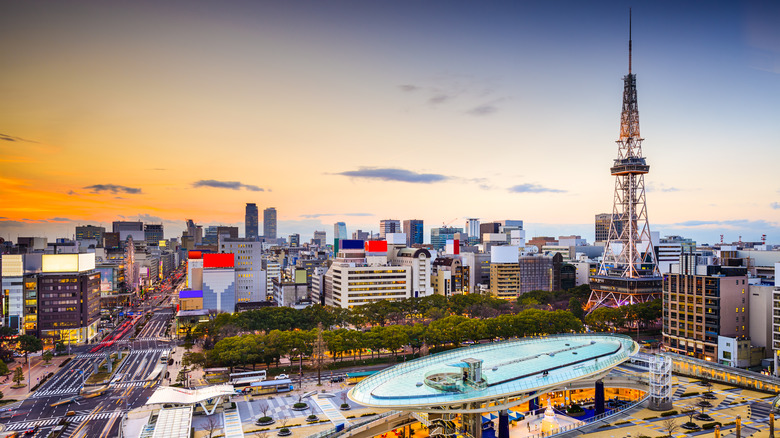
[628, 8, 633, 74]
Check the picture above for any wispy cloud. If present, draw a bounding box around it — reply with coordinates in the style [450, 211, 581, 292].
[192, 180, 264, 191]
[508, 184, 565, 194]
[335, 167, 449, 184]
[84, 184, 142, 194]
[0, 133, 38, 143]
[771, 202, 780, 209]
[674, 219, 779, 229]
[647, 182, 681, 193]
[399, 84, 420, 92]
[300, 213, 373, 219]
[467, 104, 498, 116]
[429, 94, 451, 105]
[49, 217, 71, 222]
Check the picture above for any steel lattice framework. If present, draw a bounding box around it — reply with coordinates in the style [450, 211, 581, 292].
[588, 13, 662, 310]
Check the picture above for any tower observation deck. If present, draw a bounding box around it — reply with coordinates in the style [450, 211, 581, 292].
[588, 11, 662, 310]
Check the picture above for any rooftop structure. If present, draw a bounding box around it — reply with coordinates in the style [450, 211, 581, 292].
[349, 334, 637, 410]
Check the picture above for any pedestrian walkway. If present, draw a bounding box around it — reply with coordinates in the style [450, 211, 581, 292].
[313, 395, 348, 426]
[111, 381, 148, 388]
[29, 387, 79, 398]
[4, 410, 122, 431]
[222, 408, 245, 438]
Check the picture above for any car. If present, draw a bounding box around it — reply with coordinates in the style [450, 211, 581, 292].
[65, 411, 76, 417]
[24, 425, 39, 435]
[329, 376, 345, 383]
[274, 374, 289, 380]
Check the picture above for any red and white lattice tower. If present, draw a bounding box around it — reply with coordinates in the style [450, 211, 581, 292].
[588, 11, 662, 310]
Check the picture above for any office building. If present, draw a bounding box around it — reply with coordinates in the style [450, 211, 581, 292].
[389, 247, 433, 298]
[662, 266, 748, 362]
[220, 238, 266, 303]
[289, 234, 300, 247]
[432, 257, 468, 296]
[352, 230, 369, 240]
[594, 213, 613, 243]
[75, 225, 105, 245]
[379, 219, 401, 239]
[201, 253, 236, 313]
[245, 203, 259, 240]
[334, 222, 347, 248]
[264, 207, 277, 239]
[465, 218, 480, 245]
[37, 253, 101, 345]
[403, 220, 424, 246]
[312, 231, 327, 246]
[144, 224, 164, 246]
[431, 226, 464, 251]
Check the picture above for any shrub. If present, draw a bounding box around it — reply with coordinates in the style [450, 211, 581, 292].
[341, 403, 350, 408]
[680, 392, 700, 397]
[660, 410, 678, 417]
[702, 422, 722, 430]
[615, 421, 631, 426]
[293, 402, 307, 409]
[257, 416, 273, 423]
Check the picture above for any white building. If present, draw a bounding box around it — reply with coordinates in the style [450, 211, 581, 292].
[324, 247, 411, 308]
[220, 238, 267, 302]
[389, 248, 433, 298]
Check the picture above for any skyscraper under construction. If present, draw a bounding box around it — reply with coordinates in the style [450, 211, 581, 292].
[588, 13, 662, 310]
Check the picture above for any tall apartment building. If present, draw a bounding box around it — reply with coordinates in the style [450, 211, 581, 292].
[379, 220, 401, 239]
[264, 207, 277, 239]
[220, 238, 266, 303]
[662, 266, 748, 362]
[403, 220, 424, 246]
[144, 224, 164, 246]
[245, 203, 259, 240]
[1, 254, 27, 332]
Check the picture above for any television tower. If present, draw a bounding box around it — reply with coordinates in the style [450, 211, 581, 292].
[588, 11, 662, 310]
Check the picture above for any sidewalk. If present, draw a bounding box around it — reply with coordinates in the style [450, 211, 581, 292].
[0, 353, 71, 402]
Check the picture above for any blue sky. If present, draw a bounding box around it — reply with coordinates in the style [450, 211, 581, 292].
[0, 1, 778, 245]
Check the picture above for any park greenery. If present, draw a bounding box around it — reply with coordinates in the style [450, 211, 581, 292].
[185, 287, 661, 371]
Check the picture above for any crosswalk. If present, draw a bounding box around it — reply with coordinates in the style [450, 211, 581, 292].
[111, 381, 148, 388]
[5, 411, 123, 431]
[30, 388, 79, 398]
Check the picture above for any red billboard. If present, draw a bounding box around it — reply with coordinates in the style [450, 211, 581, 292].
[188, 251, 202, 259]
[203, 253, 234, 268]
[365, 240, 388, 253]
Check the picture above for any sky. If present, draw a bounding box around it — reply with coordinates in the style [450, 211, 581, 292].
[1, 1, 779, 246]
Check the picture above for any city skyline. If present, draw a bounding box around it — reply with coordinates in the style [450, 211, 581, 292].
[1, 1, 779, 245]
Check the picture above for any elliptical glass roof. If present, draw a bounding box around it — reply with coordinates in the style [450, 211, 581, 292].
[349, 334, 637, 408]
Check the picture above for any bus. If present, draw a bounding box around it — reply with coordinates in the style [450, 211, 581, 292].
[160, 350, 170, 365]
[204, 368, 229, 384]
[248, 379, 294, 395]
[229, 370, 266, 384]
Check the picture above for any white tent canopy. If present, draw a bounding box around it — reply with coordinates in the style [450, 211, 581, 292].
[146, 385, 235, 415]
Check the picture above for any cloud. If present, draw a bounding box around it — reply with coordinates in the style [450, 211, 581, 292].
[429, 94, 451, 105]
[674, 219, 780, 229]
[508, 184, 565, 194]
[647, 182, 681, 193]
[67, 190, 77, 196]
[84, 184, 142, 195]
[335, 167, 449, 184]
[136, 214, 164, 223]
[300, 213, 373, 219]
[0, 133, 38, 143]
[192, 180, 264, 191]
[49, 217, 71, 222]
[772, 202, 780, 209]
[467, 104, 498, 116]
[399, 84, 420, 92]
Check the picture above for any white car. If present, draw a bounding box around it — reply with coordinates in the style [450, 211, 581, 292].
[274, 374, 289, 380]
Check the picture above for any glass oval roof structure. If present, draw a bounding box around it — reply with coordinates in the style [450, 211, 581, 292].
[349, 334, 638, 409]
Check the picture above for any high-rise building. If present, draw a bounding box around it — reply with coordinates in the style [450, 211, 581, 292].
[220, 238, 266, 303]
[201, 253, 237, 313]
[431, 226, 464, 251]
[403, 220, 424, 246]
[289, 234, 300, 247]
[333, 222, 347, 248]
[185, 219, 203, 245]
[112, 221, 143, 233]
[75, 225, 105, 244]
[263, 207, 277, 239]
[245, 203, 259, 240]
[662, 266, 748, 362]
[465, 218, 480, 245]
[594, 213, 612, 243]
[588, 19, 661, 309]
[379, 219, 401, 239]
[312, 230, 327, 246]
[144, 224, 164, 246]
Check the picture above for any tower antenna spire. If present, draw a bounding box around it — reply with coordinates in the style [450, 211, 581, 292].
[628, 8, 632, 74]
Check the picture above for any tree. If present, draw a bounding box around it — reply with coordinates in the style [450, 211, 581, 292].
[313, 323, 326, 385]
[17, 335, 43, 357]
[12, 366, 24, 387]
[182, 352, 206, 370]
[568, 297, 585, 322]
[42, 351, 53, 365]
[0, 361, 9, 376]
[660, 418, 679, 437]
[200, 416, 220, 438]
